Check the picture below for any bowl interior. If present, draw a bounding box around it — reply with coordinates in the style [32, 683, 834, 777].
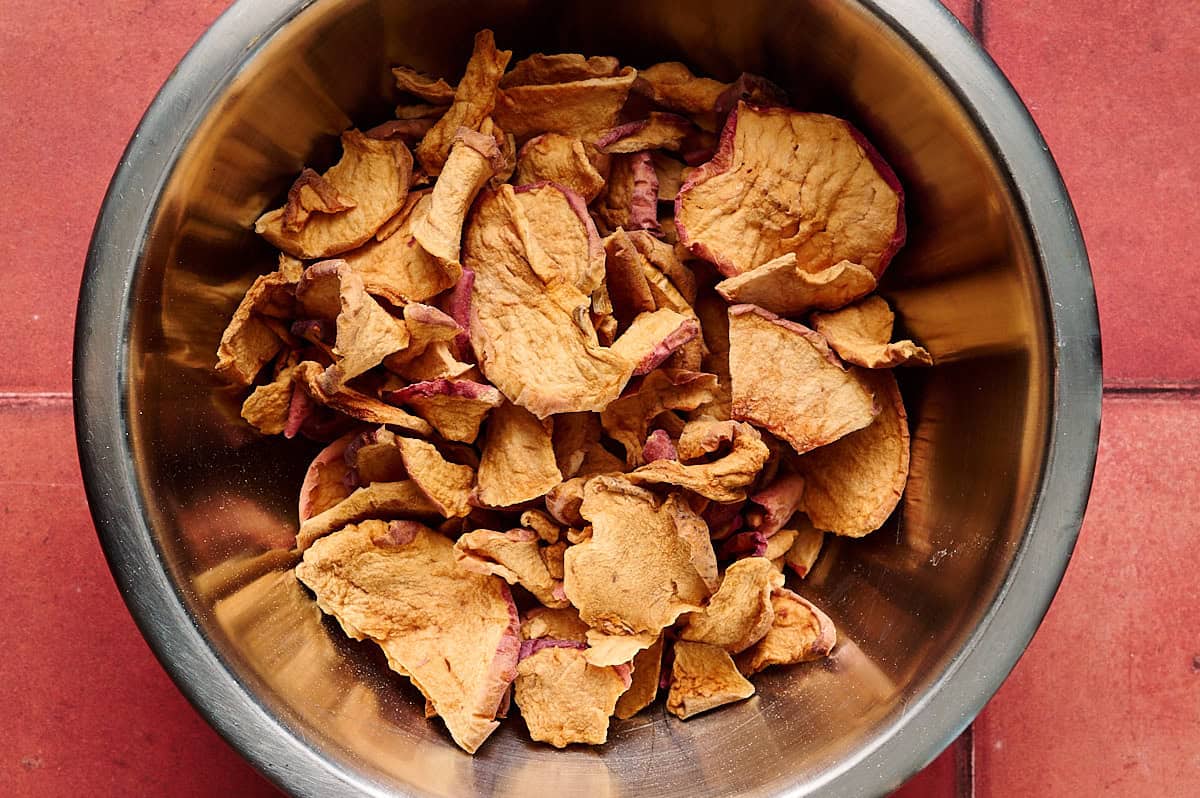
[122, 0, 1049, 795]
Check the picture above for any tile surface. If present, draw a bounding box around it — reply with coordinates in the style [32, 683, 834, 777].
[973, 394, 1200, 796]
[985, 1, 1200, 386]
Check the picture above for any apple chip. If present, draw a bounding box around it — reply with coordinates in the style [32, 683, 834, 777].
[596, 113, 695, 155]
[642, 429, 678, 463]
[514, 133, 607, 202]
[346, 427, 407, 485]
[602, 230, 656, 330]
[676, 103, 904, 277]
[501, 53, 621, 88]
[811, 295, 933, 368]
[340, 192, 459, 305]
[782, 523, 825, 578]
[396, 437, 474, 518]
[715, 254, 877, 315]
[296, 521, 519, 753]
[384, 379, 503, 443]
[583, 629, 660, 668]
[728, 305, 876, 454]
[601, 369, 719, 466]
[545, 477, 588, 527]
[627, 229, 698, 304]
[494, 67, 636, 141]
[513, 645, 630, 748]
[713, 72, 788, 118]
[666, 641, 755, 719]
[563, 476, 715, 635]
[292, 361, 432, 434]
[240, 362, 296, 435]
[295, 480, 441, 550]
[413, 128, 503, 266]
[719, 530, 768, 561]
[628, 421, 769, 503]
[475, 401, 563, 508]
[215, 256, 303, 386]
[520, 509, 563, 544]
[678, 557, 782, 653]
[256, 130, 413, 259]
[591, 152, 658, 233]
[298, 431, 357, 521]
[797, 369, 910, 537]
[455, 529, 568, 609]
[675, 418, 737, 461]
[513, 181, 605, 295]
[550, 412, 604, 479]
[609, 309, 700, 377]
[736, 589, 836, 675]
[521, 606, 590, 642]
[614, 634, 664, 719]
[746, 472, 806, 537]
[392, 65, 455, 105]
[632, 62, 728, 116]
[278, 168, 356, 232]
[763, 528, 798, 567]
[416, 30, 512, 176]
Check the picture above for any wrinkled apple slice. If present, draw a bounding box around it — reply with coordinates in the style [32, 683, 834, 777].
[514, 133, 607, 202]
[583, 629, 659, 668]
[601, 370, 718, 466]
[241, 362, 297, 435]
[678, 557, 783, 653]
[746, 472, 806, 537]
[628, 421, 769, 503]
[455, 528, 568, 609]
[715, 254, 877, 315]
[298, 431, 358, 522]
[736, 588, 836, 675]
[295, 480, 441, 551]
[215, 256, 303, 386]
[392, 66, 455, 104]
[782, 522, 825, 578]
[384, 379, 503, 443]
[494, 67, 636, 141]
[501, 53, 621, 88]
[521, 606, 589, 642]
[413, 128, 504, 267]
[614, 634, 665, 719]
[728, 305, 876, 455]
[797, 368, 910, 537]
[811, 295, 933, 368]
[256, 130, 413, 259]
[514, 181, 606, 296]
[513, 645, 630, 748]
[396, 437, 475, 518]
[296, 520, 519, 753]
[632, 62, 728, 115]
[475, 401, 562, 508]
[666, 641, 755, 719]
[591, 152, 658, 233]
[676, 103, 904, 278]
[292, 361, 432, 435]
[596, 112, 695, 154]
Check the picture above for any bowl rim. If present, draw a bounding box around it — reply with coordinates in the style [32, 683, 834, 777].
[73, 0, 1102, 795]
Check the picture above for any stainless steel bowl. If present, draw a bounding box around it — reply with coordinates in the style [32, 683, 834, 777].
[74, 0, 1101, 795]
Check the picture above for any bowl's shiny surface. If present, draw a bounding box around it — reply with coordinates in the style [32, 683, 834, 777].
[74, 0, 1100, 796]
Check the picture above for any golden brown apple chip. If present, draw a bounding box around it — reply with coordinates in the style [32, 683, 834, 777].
[384, 379, 503, 443]
[782, 522, 825, 578]
[601, 370, 719, 466]
[632, 62, 728, 115]
[298, 432, 356, 522]
[513, 181, 605, 295]
[256, 130, 413, 259]
[614, 634, 664, 719]
[501, 53, 621, 88]
[596, 113, 695, 155]
[514, 133, 607, 201]
[609, 309, 699, 377]
[296, 520, 519, 753]
[475, 401, 563, 508]
[521, 606, 589, 642]
[603, 230, 657, 330]
[715, 254, 877, 315]
[215, 256, 303, 386]
[550, 412, 604, 479]
[746, 472, 806, 537]
[797, 369, 910, 537]
[563, 476, 715, 635]
[414, 128, 503, 265]
[591, 152, 658, 234]
[293, 361, 432, 435]
[763, 528, 798, 570]
[583, 630, 659, 667]
[346, 427, 407, 485]
[678, 557, 782, 653]
[520, 509, 563, 544]
[279, 168, 356, 232]
[392, 65, 456, 105]
[628, 421, 769, 503]
[675, 418, 737, 460]
[652, 152, 687, 201]
[811, 295, 933, 368]
[494, 67, 637, 141]
[545, 476, 588, 527]
[455, 528, 568, 608]
[339, 192, 459, 305]
[396, 437, 475, 518]
[627, 229, 698, 304]
[513, 645, 629, 748]
[676, 103, 904, 278]
[666, 641, 755, 719]
[416, 30, 512, 176]
[736, 588, 836, 675]
[295, 480, 441, 551]
[240, 363, 296, 435]
[728, 305, 877, 455]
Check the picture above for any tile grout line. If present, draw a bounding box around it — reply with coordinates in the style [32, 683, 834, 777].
[0, 391, 73, 407]
[972, 0, 986, 44]
[956, 724, 977, 798]
[1103, 384, 1200, 397]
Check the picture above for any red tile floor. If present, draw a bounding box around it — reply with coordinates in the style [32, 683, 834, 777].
[2, 1, 1197, 795]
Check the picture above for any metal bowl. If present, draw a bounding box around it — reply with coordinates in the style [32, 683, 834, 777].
[74, 0, 1101, 795]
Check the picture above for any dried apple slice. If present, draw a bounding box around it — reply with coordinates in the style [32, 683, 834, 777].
[666, 641, 755, 719]
[384, 379, 503, 443]
[678, 557, 783, 653]
[416, 30, 512, 176]
[811, 295, 933, 368]
[521, 606, 590, 642]
[715, 254, 877, 315]
[736, 588, 836, 675]
[676, 103, 904, 278]
[797, 368, 910, 537]
[728, 305, 876, 455]
[240, 362, 296, 435]
[295, 480, 441, 550]
[628, 421, 769, 503]
[256, 130, 413, 259]
[632, 62, 728, 115]
[591, 151, 658, 233]
[494, 67, 636, 141]
[396, 437, 474, 518]
[298, 431, 357, 522]
[392, 66, 455, 105]
[513, 181, 606, 296]
[602, 230, 657, 330]
[746, 472, 806, 537]
[782, 522, 825, 578]
[614, 635, 665, 719]
[292, 361, 432, 435]
[513, 645, 630, 748]
[455, 529, 568, 609]
[514, 133, 607, 201]
[215, 256, 303, 386]
[601, 370, 718, 466]
[501, 53, 621, 88]
[296, 520, 519, 753]
[475, 401, 562, 508]
[627, 229, 698, 304]
[583, 629, 660, 668]
[563, 476, 715, 635]
[596, 112, 695, 154]
[413, 128, 504, 266]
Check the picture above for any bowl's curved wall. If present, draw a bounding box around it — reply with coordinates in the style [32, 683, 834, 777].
[77, 1, 1098, 796]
